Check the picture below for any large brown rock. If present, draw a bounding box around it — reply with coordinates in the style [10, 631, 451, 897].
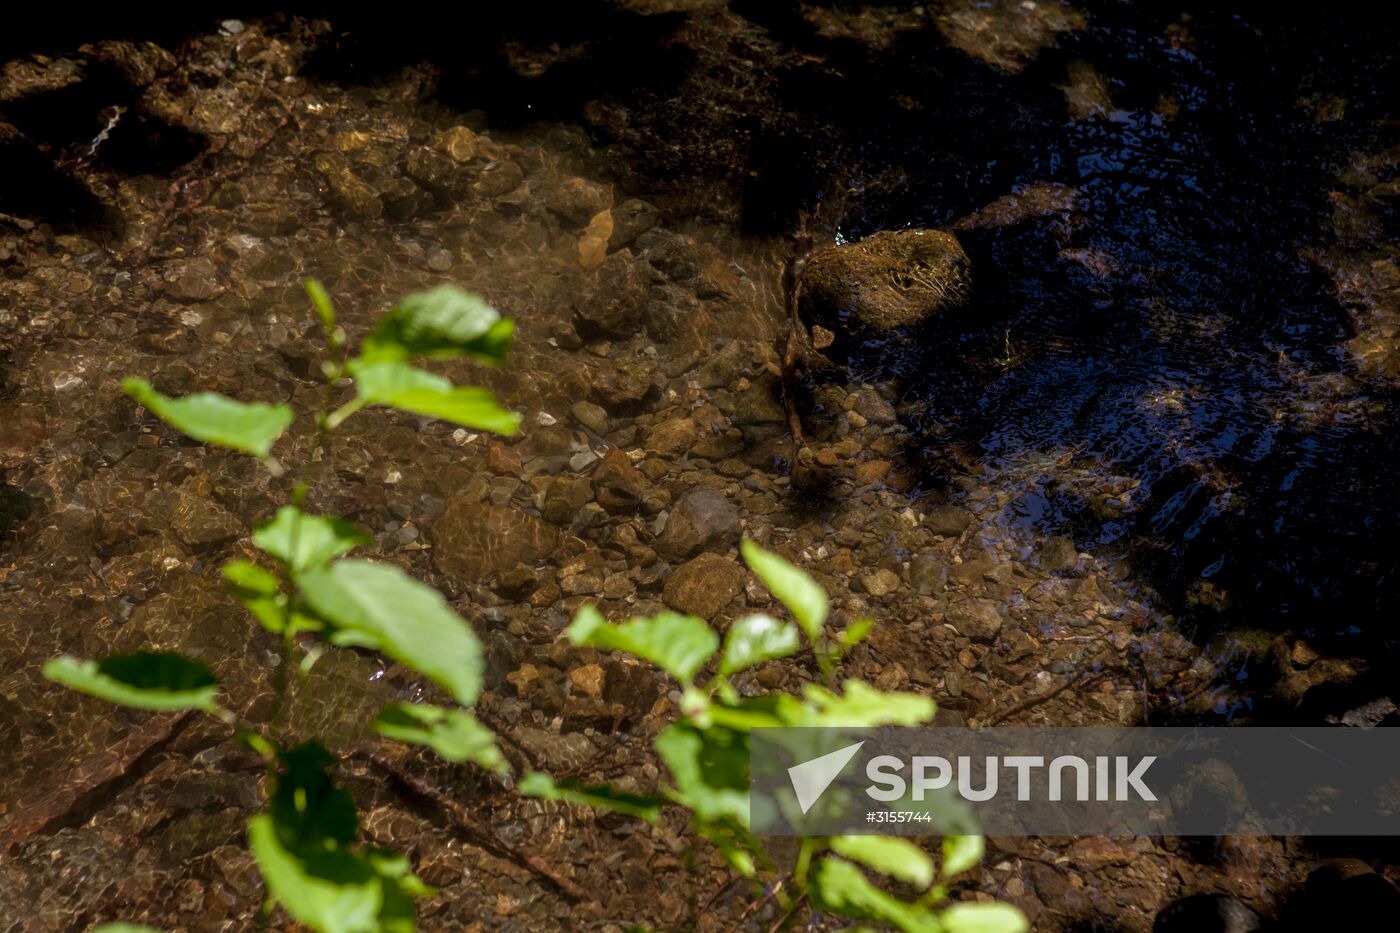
[655, 487, 740, 561]
[663, 552, 745, 620]
[430, 499, 559, 579]
[592, 449, 649, 511]
[801, 228, 971, 332]
[574, 250, 650, 337]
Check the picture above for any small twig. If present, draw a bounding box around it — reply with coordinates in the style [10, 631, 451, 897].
[977, 664, 1122, 727]
[723, 876, 787, 933]
[359, 752, 597, 905]
[780, 213, 816, 477]
[766, 894, 806, 933]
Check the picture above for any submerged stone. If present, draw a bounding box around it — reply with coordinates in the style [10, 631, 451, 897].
[801, 228, 971, 332]
[430, 499, 560, 579]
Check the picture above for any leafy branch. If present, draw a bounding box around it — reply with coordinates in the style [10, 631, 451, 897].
[48, 281, 518, 933]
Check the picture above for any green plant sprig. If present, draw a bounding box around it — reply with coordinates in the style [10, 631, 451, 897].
[521, 541, 1028, 933]
[47, 280, 519, 933]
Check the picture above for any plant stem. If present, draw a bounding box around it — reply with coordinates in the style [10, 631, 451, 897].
[794, 837, 814, 888]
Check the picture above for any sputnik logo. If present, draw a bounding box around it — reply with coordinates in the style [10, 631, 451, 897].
[787, 741, 865, 814]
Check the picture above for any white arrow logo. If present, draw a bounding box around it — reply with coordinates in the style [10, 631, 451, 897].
[788, 741, 865, 814]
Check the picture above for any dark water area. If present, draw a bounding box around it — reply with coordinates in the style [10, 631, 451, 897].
[724, 1, 1400, 718]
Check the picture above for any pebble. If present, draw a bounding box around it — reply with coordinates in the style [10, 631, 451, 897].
[662, 552, 745, 620]
[859, 568, 901, 598]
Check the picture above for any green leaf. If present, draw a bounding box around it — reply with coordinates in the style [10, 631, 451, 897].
[810, 857, 939, 933]
[348, 360, 520, 434]
[938, 902, 1029, 933]
[831, 836, 936, 889]
[718, 614, 800, 676]
[839, 618, 876, 650]
[271, 742, 359, 849]
[693, 819, 759, 878]
[567, 605, 719, 684]
[360, 285, 514, 364]
[223, 559, 291, 633]
[518, 772, 665, 822]
[305, 278, 336, 330]
[942, 834, 985, 879]
[297, 559, 483, 706]
[372, 703, 504, 771]
[91, 925, 163, 932]
[251, 742, 430, 933]
[122, 378, 292, 458]
[799, 680, 936, 728]
[44, 652, 219, 711]
[254, 506, 372, 573]
[654, 722, 750, 827]
[740, 540, 828, 645]
[248, 815, 428, 933]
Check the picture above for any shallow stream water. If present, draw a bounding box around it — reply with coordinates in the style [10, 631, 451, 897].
[2, 2, 1398, 930]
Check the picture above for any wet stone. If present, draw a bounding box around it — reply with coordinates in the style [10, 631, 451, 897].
[570, 400, 611, 435]
[1151, 894, 1262, 933]
[1036, 535, 1079, 573]
[405, 145, 472, 199]
[609, 198, 659, 250]
[663, 552, 745, 621]
[731, 376, 786, 426]
[170, 493, 242, 551]
[569, 663, 606, 698]
[316, 155, 384, 221]
[474, 160, 524, 197]
[654, 487, 740, 561]
[925, 505, 973, 538]
[430, 499, 560, 579]
[541, 476, 594, 525]
[545, 176, 612, 227]
[802, 228, 972, 332]
[947, 598, 1005, 641]
[859, 568, 901, 598]
[850, 387, 896, 425]
[592, 449, 649, 511]
[431, 125, 479, 163]
[163, 258, 223, 303]
[646, 416, 699, 458]
[909, 553, 949, 595]
[574, 250, 651, 337]
[512, 727, 596, 771]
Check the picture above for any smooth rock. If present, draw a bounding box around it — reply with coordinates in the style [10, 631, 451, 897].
[802, 228, 971, 331]
[655, 487, 740, 561]
[432, 125, 479, 163]
[645, 416, 699, 458]
[663, 552, 745, 620]
[541, 476, 594, 525]
[546, 176, 612, 227]
[569, 400, 611, 435]
[592, 449, 649, 511]
[1152, 894, 1261, 933]
[909, 553, 949, 595]
[431, 500, 559, 579]
[947, 598, 1005, 641]
[925, 505, 973, 537]
[608, 198, 659, 250]
[860, 568, 901, 598]
[574, 250, 650, 337]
